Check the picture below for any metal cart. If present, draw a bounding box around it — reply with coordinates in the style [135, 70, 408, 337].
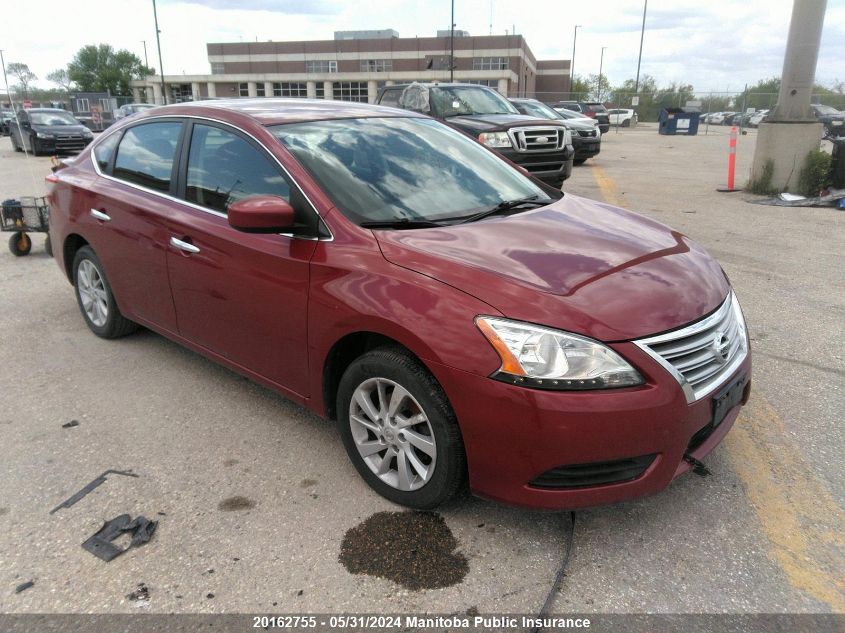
[1, 197, 51, 257]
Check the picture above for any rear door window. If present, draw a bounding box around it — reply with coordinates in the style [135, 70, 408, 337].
[113, 122, 182, 192]
[184, 123, 291, 215]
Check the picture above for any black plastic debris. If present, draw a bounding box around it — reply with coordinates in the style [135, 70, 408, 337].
[61, 420, 80, 428]
[127, 583, 150, 603]
[15, 580, 34, 593]
[49, 470, 139, 515]
[82, 514, 158, 562]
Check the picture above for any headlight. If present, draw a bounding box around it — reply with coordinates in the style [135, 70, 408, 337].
[36, 132, 54, 139]
[82, 128, 94, 137]
[476, 317, 644, 390]
[563, 129, 572, 146]
[478, 131, 512, 148]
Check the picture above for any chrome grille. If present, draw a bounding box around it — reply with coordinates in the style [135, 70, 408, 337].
[508, 127, 564, 153]
[634, 293, 748, 403]
[55, 134, 87, 152]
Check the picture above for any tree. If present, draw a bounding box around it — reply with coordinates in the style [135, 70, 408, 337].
[568, 75, 593, 101]
[46, 68, 74, 92]
[67, 44, 155, 95]
[7, 63, 37, 99]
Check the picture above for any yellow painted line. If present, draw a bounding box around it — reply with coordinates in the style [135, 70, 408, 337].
[592, 165, 845, 609]
[590, 164, 623, 207]
[726, 398, 845, 611]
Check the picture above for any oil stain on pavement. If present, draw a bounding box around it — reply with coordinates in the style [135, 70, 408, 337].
[218, 496, 256, 511]
[339, 511, 468, 590]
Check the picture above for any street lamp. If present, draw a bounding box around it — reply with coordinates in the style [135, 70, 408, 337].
[152, 0, 167, 104]
[598, 46, 608, 101]
[570, 25, 581, 99]
[634, 0, 647, 100]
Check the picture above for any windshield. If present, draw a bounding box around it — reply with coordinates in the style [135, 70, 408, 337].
[516, 101, 562, 121]
[430, 86, 520, 118]
[272, 117, 552, 225]
[29, 111, 79, 126]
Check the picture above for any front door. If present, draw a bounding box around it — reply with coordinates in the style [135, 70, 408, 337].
[165, 121, 317, 396]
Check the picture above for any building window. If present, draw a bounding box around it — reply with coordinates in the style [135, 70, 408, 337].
[256, 84, 266, 97]
[305, 60, 337, 73]
[75, 98, 90, 113]
[333, 81, 368, 103]
[425, 55, 453, 71]
[98, 98, 113, 112]
[170, 84, 193, 103]
[473, 56, 508, 71]
[238, 83, 249, 97]
[211, 62, 225, 74]
[315, 83, 325, 99]
[360, 59, 392, 72]
[462, 80, 497, 87]
[273, 82, 308, 97]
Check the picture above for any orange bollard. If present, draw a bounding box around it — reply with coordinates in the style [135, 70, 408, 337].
[727, 126, 738, 190]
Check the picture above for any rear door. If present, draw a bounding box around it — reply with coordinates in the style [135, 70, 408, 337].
[164, 120, 317, 396]
[85, 119, 185, 332]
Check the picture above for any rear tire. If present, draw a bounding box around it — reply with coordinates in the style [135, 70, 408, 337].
[337, 347, 466, 509]
[11, 135, 21, 152]
[622, 119, 631, 128]
[9, 232, 31, 256]
[72, 246, 138, 339]
[29, 135, 40, 156]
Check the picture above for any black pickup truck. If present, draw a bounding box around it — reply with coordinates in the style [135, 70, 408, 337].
[377, 83, 575, 187]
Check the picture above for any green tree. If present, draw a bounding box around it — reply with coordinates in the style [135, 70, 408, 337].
[46, 68, 74, 92]
[7, 62, 37, 99]
[568, 75, 593, 101]
[67, 44, 155, 95]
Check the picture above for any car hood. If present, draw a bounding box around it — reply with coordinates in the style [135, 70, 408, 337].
[375, 194, 729, 341]
[32, 124, 89, 135]
[560, 119, 597, 131]
[444, 114, 567, 133]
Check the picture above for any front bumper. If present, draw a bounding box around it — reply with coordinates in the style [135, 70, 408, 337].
[496, 145, 575, 185]
[429, 342, 751, 509]
[33, 136, 92, 155]
[573, 138, 601, 160]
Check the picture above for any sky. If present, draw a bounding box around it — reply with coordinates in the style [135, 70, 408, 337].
[1, 0, 843, 95]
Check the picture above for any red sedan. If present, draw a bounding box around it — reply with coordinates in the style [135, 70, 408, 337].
[47, 99, 751, 509]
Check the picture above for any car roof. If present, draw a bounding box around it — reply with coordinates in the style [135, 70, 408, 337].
[26, 108, 72, 113]
[140, 98, 422, 126]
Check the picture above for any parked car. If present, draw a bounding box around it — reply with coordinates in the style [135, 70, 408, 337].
[705, 112, 728, 125]
[811, 104, 845, 136]
[722, 112, 744, 126]
[606, 108, 638, 127]
[377, 83, 574, 186]
[114, 103, 158, 120]
[748, 110, 769, 127]
[1, 111, 16, 136]
[48, 99, 751, 510]
[8, 108, 94, 155]
[510, 98, 601, 165]
[552, 107, 598, 125]
[552, 101, 611, 134]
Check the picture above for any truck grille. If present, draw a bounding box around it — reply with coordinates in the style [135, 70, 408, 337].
[633, 293, 748, 403]
[508, 127, 564, 153]
[55, 134, 88, 153]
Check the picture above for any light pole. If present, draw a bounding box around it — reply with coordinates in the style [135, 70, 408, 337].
[449, 0, 455, 83]
[141, 40, 149, 71]
[634, 0, 647, 97]
[152, 0, 167, 104]
[598, 46, 607, 101]
[570, 25, 581, 99]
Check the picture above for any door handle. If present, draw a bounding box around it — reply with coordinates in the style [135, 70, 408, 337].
[90, 209, 111, 222]
[170, 237, 200, 254]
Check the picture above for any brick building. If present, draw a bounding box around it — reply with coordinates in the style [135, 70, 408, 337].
[131, 30, 570, 105]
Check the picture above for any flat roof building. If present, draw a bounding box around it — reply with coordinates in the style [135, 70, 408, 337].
[131, 31, 571, 105]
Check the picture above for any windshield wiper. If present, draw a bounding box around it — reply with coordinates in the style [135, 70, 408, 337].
[360, 218, 446, 230]
[455, 195, 548, 224]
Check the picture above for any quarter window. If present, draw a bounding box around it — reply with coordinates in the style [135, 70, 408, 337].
[185, 124, 290, 214]
[93, 133, 120, 172]
[113, 122, 182, 192]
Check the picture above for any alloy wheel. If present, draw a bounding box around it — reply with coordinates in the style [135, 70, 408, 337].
[77, 259, 109, 327]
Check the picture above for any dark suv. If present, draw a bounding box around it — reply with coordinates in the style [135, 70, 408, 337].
[8, 108, 94, 155]
[553, 101, 610, 134]
[377, 83, 574, 186]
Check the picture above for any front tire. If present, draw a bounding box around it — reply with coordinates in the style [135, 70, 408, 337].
[72, 246, 138, 338]
[337, 347, 466, 509]
[29, 135, 40, 156]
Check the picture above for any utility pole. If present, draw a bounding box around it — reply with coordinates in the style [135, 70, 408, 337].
[141, 40, 149, 70]
[449, 0, 455, 83]
[570, 25, 581, 99]
[634, 0, 647, 95]
[152, 0, 167, 104]
[598, 46, 607, 101]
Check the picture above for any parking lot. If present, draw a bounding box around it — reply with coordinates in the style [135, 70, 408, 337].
[0, 124, 842, 618]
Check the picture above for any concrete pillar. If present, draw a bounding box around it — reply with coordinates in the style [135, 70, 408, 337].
[497, 78, 508, 96]
[132, 88, 142, 102]
[264, 81, 274, 97]
[367, 80, 378, 104]
[152, 82, 163, 105]
[247, 81, 258, 98]
[751, 0, 827, 192]
[207, 82, 217, 98]
[323, 81, 333, 100]
[306, 81, 317, 99]
[190, 82, 200, 101]
[386, 80, 395, 86]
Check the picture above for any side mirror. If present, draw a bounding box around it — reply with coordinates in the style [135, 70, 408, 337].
[227, 195, 295, 233]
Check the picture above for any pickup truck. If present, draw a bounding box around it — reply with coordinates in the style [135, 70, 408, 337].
[377, 83, 575, 187]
